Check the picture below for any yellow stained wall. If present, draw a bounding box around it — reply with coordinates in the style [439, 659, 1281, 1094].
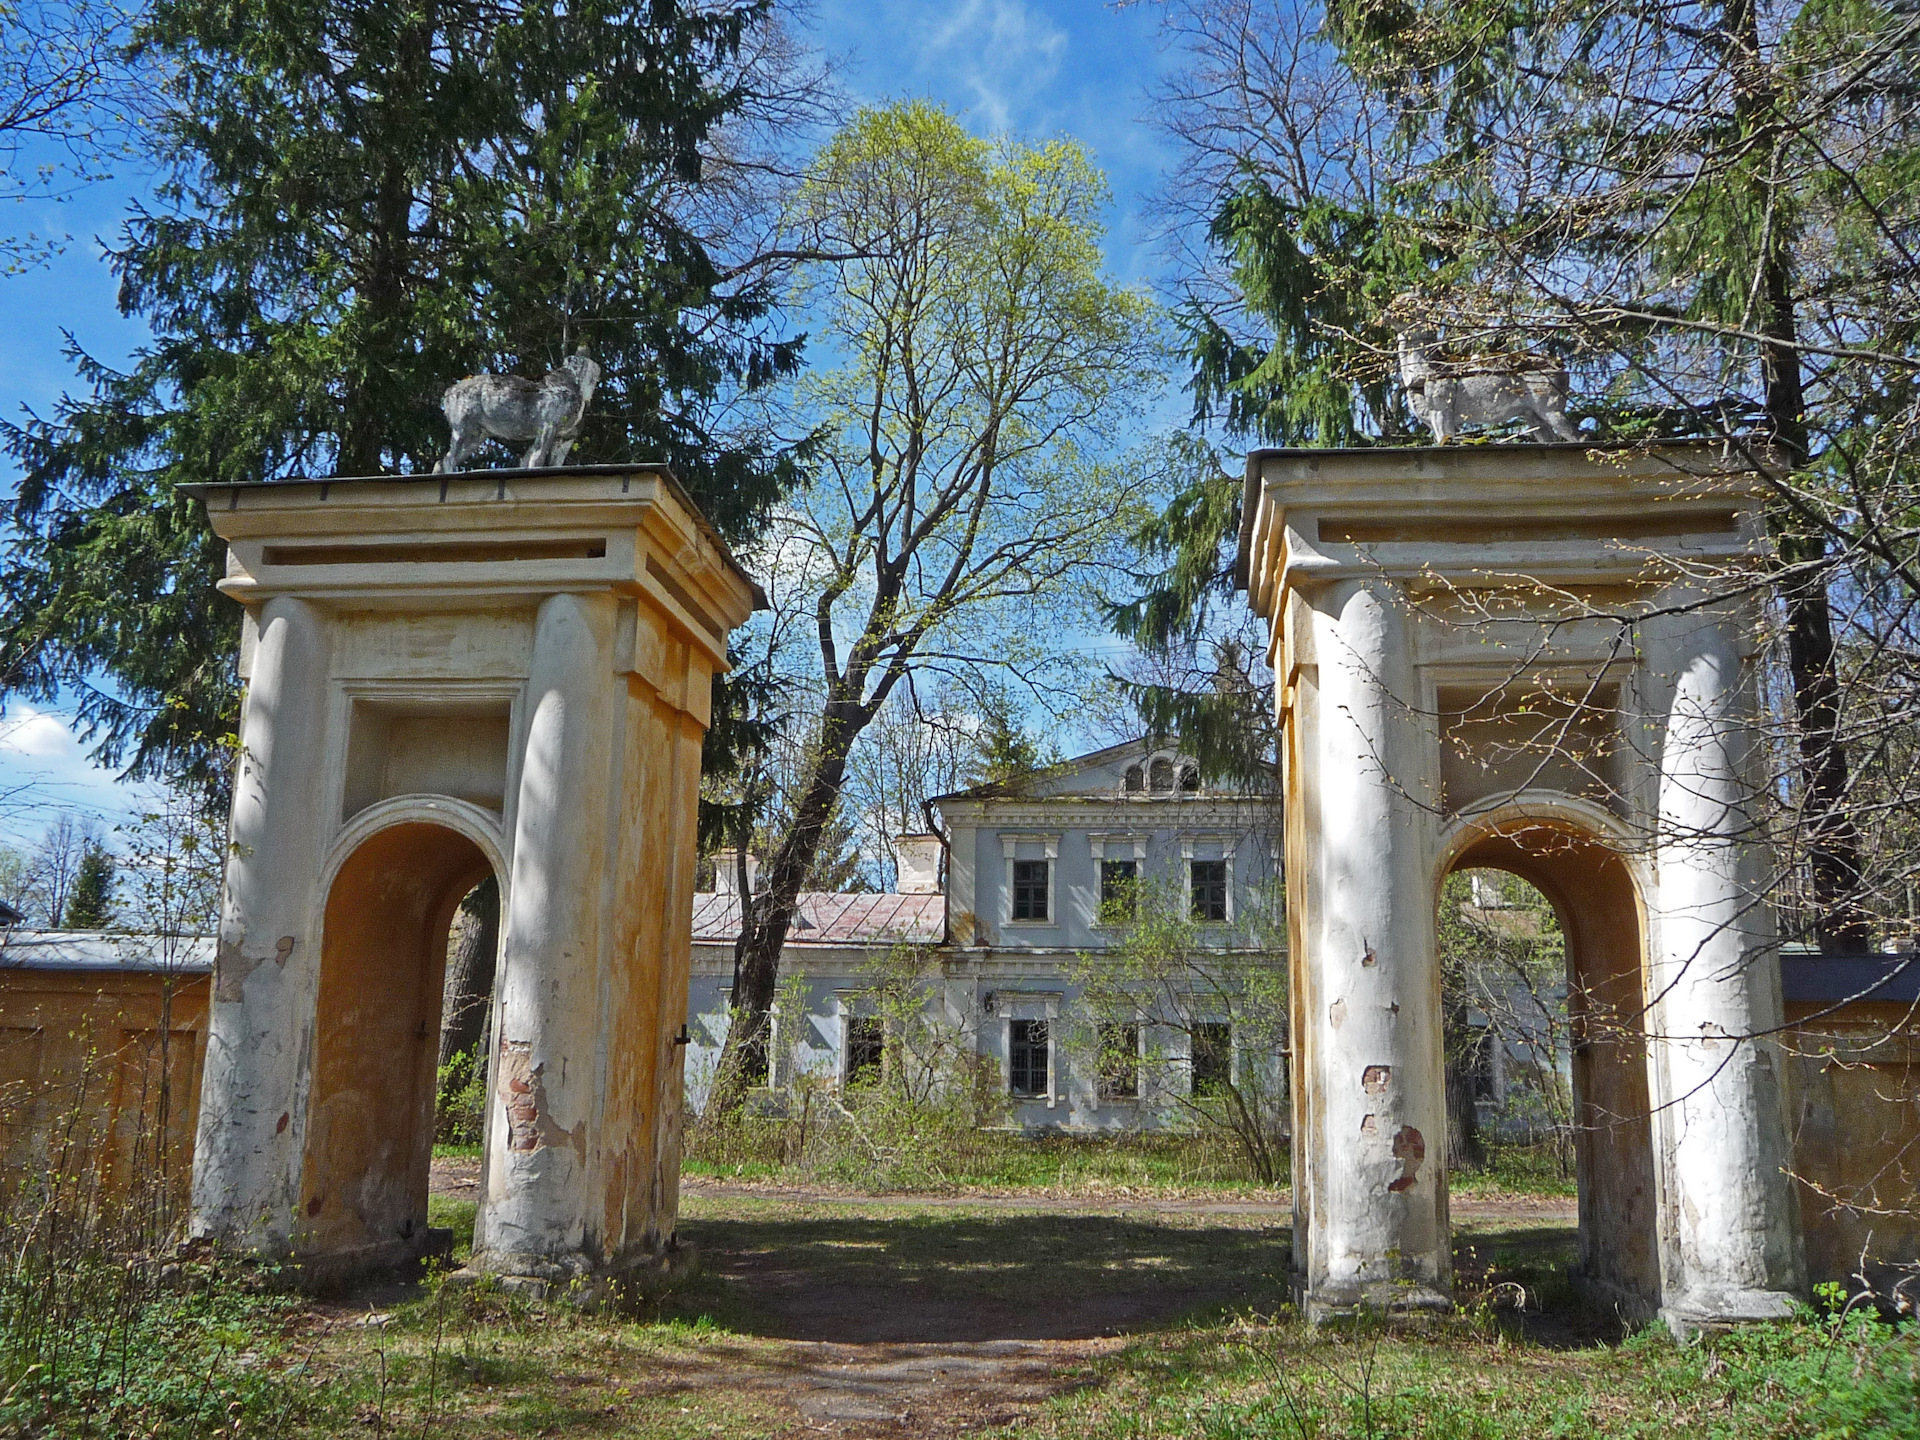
[1786, 1000, 1920, 1287]
[0, 967, 210, 1215]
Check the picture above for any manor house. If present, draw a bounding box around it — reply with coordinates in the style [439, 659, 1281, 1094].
[683, 740, 1282, 1128]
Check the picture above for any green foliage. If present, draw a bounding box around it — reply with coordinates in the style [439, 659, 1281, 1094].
[60, 839, 114, 929]
[720, 99, 1161, 1084]
[435, 1048, 488, 1147]
[690, 951, 1015, 1189]
[1069, 880, 1291, 1184]
[1187, 188, 1434, 447]
[0, 0, 807, 800]
[776, 97, 1161, 721]
[970, 704, 1057, 787]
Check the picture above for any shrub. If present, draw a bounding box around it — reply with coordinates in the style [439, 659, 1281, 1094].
[435, 1048, 488, 1146]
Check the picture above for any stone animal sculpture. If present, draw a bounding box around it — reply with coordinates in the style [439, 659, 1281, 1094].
[435, 349, 602, 472]
[1396, 330, 1580, 443]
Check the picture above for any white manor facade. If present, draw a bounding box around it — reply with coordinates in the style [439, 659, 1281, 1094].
[683, 740, 1284, 1129]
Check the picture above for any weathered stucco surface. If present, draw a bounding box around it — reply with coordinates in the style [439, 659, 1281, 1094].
[1783, 991, 1920, 1290]
[1241, 443, 1808, 1332]
[0, 945, 212, 1212]
[183, 466, 756, 1289]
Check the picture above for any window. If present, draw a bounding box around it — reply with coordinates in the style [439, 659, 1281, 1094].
[845, 1015, 883, 1086]
[1098, 1022, 1139, 1100]
[1149, 757, 1174, 791]
[1192, 1022, 1232, 1095]
[1099, 859, 1137, 921]
[1124, 764, 1144, 793]
[1009, 1019, 1049, 1097]
[1190, 859, 1228, 922]
[1012, 859, 1050, 921]
[1466, 1027, 1498, 1102]
[1179, 763, 1201, 792]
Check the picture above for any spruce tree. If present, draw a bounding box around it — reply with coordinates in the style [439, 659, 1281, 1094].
[1129, 1, 1920, 947]
[63, 841, 115, 929]
[1, 0, 810, 802]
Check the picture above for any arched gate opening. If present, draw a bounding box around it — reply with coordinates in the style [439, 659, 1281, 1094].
[300, 821, 496, 1271]
[1443, 819, 1659, 1315]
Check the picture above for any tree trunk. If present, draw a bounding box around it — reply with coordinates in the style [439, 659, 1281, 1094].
[716, 696, 868, 1106]
[1761, 259, 1871, 953]
[439, 875, 499, 1070]
[1731, 0, 1870, 953]
[1443, 1008, 1487, 1172]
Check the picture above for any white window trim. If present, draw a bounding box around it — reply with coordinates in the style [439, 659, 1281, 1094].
[999, 832, 1060, 927]
[997, 989, 1061, 1109]
[1181, 833, 1238, 923]
[1088, 832, 1148, 929]
[833, 989, 878, 1088]
[1090, 1012, 1146, 1113]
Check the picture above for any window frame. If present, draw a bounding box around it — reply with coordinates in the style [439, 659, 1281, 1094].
[1011, 858, 1051, 922]
[1097, 1020, 1141, 1102]
[1008, 1018, 1050, 1099]
[1100, 859, 1139, 922]
[1189, 858, 1228, 923]
[1190, 1021, 1233, 1095]
[1179, 834, 1237, 924]
[843, 1013, 884, 1088]
[1089, 833, 1147, 929]
[998, 833, 1060, 928]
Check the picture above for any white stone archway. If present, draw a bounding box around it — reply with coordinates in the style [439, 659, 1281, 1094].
[183, 467, 758, 1291]
[1239, 443, 1806, 1332]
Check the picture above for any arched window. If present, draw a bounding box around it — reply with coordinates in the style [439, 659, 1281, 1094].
[1179, 763, 1201, 792]
[1124, 764, 1144, 793]
[1149, 757, 1174, 792]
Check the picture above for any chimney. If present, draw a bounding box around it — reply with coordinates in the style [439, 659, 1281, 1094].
[713, 849, 760, 896]
[894, 834, 943, 895]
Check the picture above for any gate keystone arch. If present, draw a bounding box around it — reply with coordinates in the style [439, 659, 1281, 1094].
[1239, 442, 1806, 1333]
[182, 466, 758, 1290]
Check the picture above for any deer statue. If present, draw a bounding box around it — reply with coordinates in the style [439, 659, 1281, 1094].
[1396, 329, 1580, 443]
[435, 348, 602, 473]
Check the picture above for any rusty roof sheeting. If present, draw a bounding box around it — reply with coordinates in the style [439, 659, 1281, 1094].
[691, 892, 944, 946]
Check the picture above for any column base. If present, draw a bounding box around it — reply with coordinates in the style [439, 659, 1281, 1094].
[462, 1241, 699, 1307]
[1297, 1278, 1453, 1324]
[1660, 1287, 1799, 1341]
[1568, 1268, 1659, 1328]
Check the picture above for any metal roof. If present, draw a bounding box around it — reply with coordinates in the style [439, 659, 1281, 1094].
[691, 892, 945, 947]
[0, 930, 216, 974]
[1780, 953, 1920, 1005]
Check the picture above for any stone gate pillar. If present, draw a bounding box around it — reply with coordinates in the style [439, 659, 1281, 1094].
[471, 591, 618, 1280]
[1239, 442, 1805, 1328]
[1644, 604, 1804, 1327]
[1299, 577, 1449, 1316]
[183, 467, 759, 1288]
[191, 595, 335, 1252]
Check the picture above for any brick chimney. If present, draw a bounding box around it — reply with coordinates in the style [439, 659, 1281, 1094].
[894, 834, 943, 895]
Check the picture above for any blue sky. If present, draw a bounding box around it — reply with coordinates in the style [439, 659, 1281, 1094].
[0, 0, 1191, 845]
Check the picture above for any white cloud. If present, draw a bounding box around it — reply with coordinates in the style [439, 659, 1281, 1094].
[0, 704, 142, 849]
[0, 706, 86, 760]
[916, 0, 1068, 133]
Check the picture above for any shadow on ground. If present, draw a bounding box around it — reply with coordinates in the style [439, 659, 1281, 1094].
[663, 1209, 1296, 1343]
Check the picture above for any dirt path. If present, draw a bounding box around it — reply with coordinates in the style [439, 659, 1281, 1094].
[419, 1162, 1578, 1435]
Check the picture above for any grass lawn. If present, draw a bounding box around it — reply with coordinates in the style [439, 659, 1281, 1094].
[8, 1162, 1914, 1437]
[679, 1126, 1293, 1195]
